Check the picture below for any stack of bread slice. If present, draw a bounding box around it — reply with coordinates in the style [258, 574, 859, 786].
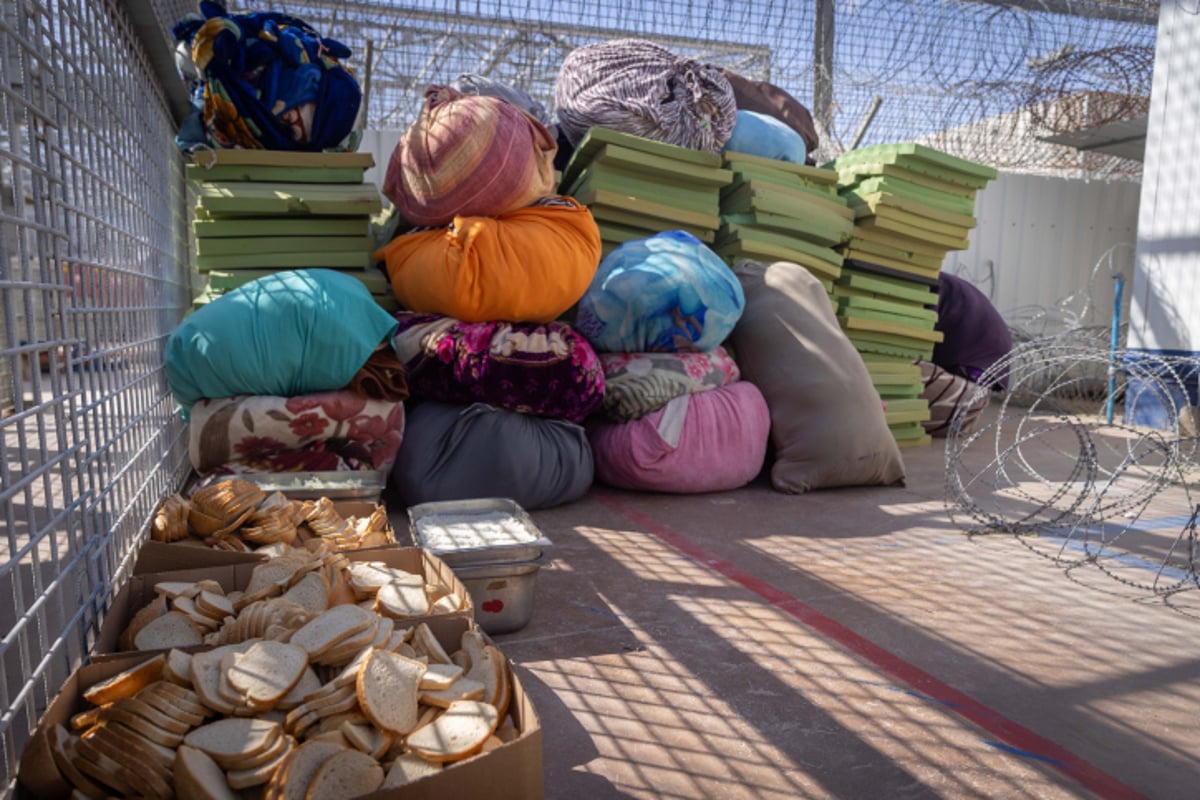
[21, 620, 519, 797]
[119, 551, 466, 653]
[149, 478, 395, 553]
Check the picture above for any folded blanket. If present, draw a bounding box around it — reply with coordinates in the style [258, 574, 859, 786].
[600, 347, 739, 421]
[188, 391, 406, 473]
[375, 197, 600, 324]
[345, 344, 410, 402]
[392, 312, 604, 423]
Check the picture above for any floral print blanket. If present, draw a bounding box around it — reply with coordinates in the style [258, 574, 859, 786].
[188, 390, 405, 474]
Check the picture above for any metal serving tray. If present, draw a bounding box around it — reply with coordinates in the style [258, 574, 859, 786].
[407, 498, 553, 567]
[239, 470, 386, 500]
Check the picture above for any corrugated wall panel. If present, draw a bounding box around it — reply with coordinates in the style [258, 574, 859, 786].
[950, 173, 1140, 338]
[1130, 0, 1200, 354]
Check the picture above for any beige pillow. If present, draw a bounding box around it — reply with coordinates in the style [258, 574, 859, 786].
[729, 259, 905, 492]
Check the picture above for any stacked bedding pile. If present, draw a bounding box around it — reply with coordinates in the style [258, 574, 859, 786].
[576, 231, 770, 495]
[188, 150, 389, 312]
[375, 84, 603, 510]
[827, 142, 998, 447]
[714, 151, 853, 301]
[558, 126, 733, 258]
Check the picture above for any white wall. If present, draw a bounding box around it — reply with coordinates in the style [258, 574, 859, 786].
[948, 172, 1140, 337]
[359, 129, 406, 196]
[1129, 0, 1200, 355]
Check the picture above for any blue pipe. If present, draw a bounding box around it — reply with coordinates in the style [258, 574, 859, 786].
[1106, 273, 1125, 424]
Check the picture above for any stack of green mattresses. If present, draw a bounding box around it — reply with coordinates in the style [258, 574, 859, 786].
[826, 142, 998, 448]
[559, 126, 733, 258]
[714, 151, 854, 302]
[188, 150, 391, 312]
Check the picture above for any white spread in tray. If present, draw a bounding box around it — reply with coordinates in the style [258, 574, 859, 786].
[416, 511, 540, 551]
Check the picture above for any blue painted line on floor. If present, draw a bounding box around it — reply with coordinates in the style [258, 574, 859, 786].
[1036, 534, 1191, 582]
[983, 739, 1067, 766]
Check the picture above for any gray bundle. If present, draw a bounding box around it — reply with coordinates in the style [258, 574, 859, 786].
[553, 38, 737, 153]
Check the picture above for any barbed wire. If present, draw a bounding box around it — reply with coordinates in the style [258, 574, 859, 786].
[944, 339, 1200, 597]
[253, 0, 1158, 180]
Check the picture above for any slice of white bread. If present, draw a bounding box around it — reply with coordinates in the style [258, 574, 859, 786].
[174, 744, 239, 800]
[118, 594, 168, 651]
[274, 740, 347, 800]
[374, 580, 430, 618]
[356, 649, 424, 736]
[138, 681, 208, 726]
[106, 696, 192, 735]
[348, 562, 423, 596]
[162, 647, 195, 687]
[411, 623, 453, 665]
[183, 717, 281, 769]
[226, 735, 295, 788]
[190, 641, 256, 716]
[81, 653, 165, 706]
[340, 720, 391, 760]
[406, 699, 499, 763]
[380, 752, 442, 789]
[281, 571, 329, 616]
[227, 640, 309, 710]
[134, 610, 202, 651]
[418, 662, 464, 691]
[101, 706, 186, 748]
[302, 748, 384, 800]
[275, 666, 322, 711]
[419, 675, 485, 709]
[288, 604, 375, 660]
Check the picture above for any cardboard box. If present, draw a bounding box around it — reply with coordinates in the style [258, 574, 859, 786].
[17, 618, 543, 799]
[132, 539, 267, 574]
[132, 499, 399, 575]
[97, 546, 473, 661]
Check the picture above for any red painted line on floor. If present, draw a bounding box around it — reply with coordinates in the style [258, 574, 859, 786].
[593, 491, 1148, 800]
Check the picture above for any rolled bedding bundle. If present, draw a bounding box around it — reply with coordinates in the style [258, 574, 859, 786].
[374, 197, 601, 324]
[729, 259, 905, 493]
[188, 390, 406, 474]
[599, 346, 740, 422]
[723, 110, 809, 164]
[391, 312, 605, 424]
[383, 84, 557, 227]
[391, 401, 594, 511]
[164, 269, 399, 419]
[574, 230, 745, 354]
[450, 73, 553, 127]
[554, 38, 738, 153]
[171, 4, 362, 151]
[587, 380, 770, 494]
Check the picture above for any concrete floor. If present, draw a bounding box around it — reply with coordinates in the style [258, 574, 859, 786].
[461, 412, 1200, 800]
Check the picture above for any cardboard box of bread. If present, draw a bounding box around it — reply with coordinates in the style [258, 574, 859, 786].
[143, 478, 396, 562]
[16, 615, 544, 799]
[96, 543, 473, 660]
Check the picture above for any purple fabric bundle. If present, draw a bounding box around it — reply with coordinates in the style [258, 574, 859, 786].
[390, 312, 605, 424]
